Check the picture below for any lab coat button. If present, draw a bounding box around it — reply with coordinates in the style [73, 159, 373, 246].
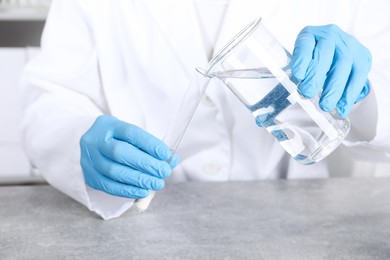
[202, 162, 221, 175]
[201, 94, 215, 107]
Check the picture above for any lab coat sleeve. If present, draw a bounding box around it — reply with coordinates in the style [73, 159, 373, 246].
[20, 0, 134, 219]
[340, 0, 390, 162]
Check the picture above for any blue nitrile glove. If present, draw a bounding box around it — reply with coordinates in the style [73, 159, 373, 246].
[292, 24, 372, 118]
[80, 115, 179, 198]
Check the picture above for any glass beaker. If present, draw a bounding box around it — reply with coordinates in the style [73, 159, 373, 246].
[205, 17, 350, 165]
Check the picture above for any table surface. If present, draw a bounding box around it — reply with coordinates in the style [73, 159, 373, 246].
[1, 178, 390, 259]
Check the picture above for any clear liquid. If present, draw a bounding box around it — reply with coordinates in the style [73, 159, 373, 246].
[214, 68, 350, 165]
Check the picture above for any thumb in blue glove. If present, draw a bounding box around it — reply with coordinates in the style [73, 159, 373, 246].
[292, 24, 372, 118]
[80, 115, 179, 199]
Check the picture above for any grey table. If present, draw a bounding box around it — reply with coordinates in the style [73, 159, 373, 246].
[1, 178, 390, 260]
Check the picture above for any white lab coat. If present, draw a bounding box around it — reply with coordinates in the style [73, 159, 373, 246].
[20, 0, 390, 219]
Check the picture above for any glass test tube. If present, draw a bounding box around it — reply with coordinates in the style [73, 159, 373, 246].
[133, 69, 211, 212]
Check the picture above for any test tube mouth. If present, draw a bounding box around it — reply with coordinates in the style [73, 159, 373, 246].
[206, 17, 262, 74]
[196, 67, 212, 78]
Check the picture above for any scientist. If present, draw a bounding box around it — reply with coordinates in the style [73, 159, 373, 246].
[20, 0, 390, 219]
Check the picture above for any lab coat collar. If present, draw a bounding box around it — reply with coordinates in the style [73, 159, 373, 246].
[142, 0, 209, 77]
[141, 0, 264, 76]
[140, 0, 265, 120]
[213, 0, 269, 52]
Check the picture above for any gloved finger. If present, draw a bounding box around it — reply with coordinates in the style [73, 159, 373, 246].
[99, 138, 171, 178]
[319, 46, 352, 111]
[81, 157, 148, 199]
[92, 154, 165, 190]
[168, 154, 180, 169]
[292, 30, 316, 81]
[337, 66, 370, 117]
[298, 38, 335, 99]
[355, 80, 370, 103]
[112, 119, 172, 161]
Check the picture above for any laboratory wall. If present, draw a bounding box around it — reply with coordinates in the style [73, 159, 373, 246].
[0, 2, 47, 183]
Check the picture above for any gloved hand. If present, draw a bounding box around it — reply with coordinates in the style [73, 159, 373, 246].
[292, 24, 372, 118]
[80, 115, 179, 199]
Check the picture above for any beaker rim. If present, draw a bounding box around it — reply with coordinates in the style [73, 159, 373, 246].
[206, 17, 262, 74]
